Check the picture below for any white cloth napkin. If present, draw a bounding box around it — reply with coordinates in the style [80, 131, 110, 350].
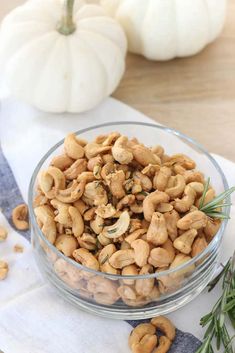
[0, 96, 234, 353]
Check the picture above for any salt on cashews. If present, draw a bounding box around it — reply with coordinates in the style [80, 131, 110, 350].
[143, 191, 170, 222]
[101, 211, 130, 239]
[129, 323, 157, 353]
[147, 212, 168, 246]
[12, 203, 29, 230]
[34, 205, 56, 244]
[64, 133, 85, 160]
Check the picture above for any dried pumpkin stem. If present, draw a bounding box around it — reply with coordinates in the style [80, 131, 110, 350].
[57, 0, 76, 35]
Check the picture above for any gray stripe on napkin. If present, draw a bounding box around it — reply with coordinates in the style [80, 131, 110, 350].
[0, 146, 201, 352]
[0, 146, 30, 240]
[127, 319, 201, 353]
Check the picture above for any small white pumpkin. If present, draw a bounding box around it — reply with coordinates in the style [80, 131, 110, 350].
[0, 0, 127, 113]
[101, 0, 227, 61]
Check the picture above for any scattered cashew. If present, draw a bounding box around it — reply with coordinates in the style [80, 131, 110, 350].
[12, 204, 29, 231]
[129, 323, 157, 353]
[153, 336, 172, 353]
[0, 260, 9, 280]
[0, 226, 8, 241]
[151, 316, 176, 341]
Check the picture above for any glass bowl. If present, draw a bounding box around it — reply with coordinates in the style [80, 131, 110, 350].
[28, 122, 230, 320]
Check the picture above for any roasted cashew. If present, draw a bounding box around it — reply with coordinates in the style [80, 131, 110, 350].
[131, 239, 150, 267]
[204, 218, 221, 242]
[135, 264, 155, 297]
[64, 133, 85, 159]
[148, 248, 173, 268]
[0, 260, 9, 280]
[101, 211, 130, 239]
[83, 181, 108, 206]
[34, 205, 56, 244]
[125, 229, 147, 245]
[129, 218, 143, 233]
[64, 159, 87, 180]
[0, 226, 7, 241]
[183, 170, 205, 184]
[95, 203, 116, 218]
[196, 188, 215, 208]
[100, 162, 115, 181]
[87, 276, 119, 305]
[151, 316, 176, 341]
[132, 144, 161, 166]
[56, 180, 85, 203]
[77, 233, 97, 250]
[73, 199, 89, 215]
[173, 229, 198, 254]
[133, 171, 152, 191]
[177, 210, 207, 230]
[152, 336, 172, 353]
[122, 264, 139, 285]
[112, 136, 133, 164]
[173, 185, 196, 213]
[142, 164, 160, 177]
[109, 249, 135, 269]
[188, 182, 204, 195]
[33, 193, 48, 208]
[153, 166, 172, 191]
[90, 215, 104, 234]
[143, 191, 169, 222]
[107, 170, 126, 199]
[100, 261, 119, 275]
[102, 132, 120, 146]
[51, 199, 72, 227]
[130, 202, 143, 214]
[152, 145, 165, 158]
[50, 154, 73, 171]
[98, 244, 116, 264]
[165, 175, 186, 199]
[164, 210, 180, 241]
[156, 203, 173, 213]
[191, 236, 208, 257]
[68, 206, 84, 238]
[55, 234, 78, 256]
[170, 253, 195, 278]
[164, 154, 196, 170]
[54, 258, 83, 289]
[97, 232, 112, 246]
[129, 323, 157, 353]
[147, 212, 168, 246]
[39, 166, 66, 199]
[87, 155, 103, 171]
[83, 208, 96, 221]
[117, 195, 135, 210]
[73, 248, 99, 271]
[102, 153, 114, 164]
[84, 142, 111, 159]
[77, 172, 96, 183]
[120, 241, 131, 250]
[12, 204, 29, 230]
[162, 239, 176, 263]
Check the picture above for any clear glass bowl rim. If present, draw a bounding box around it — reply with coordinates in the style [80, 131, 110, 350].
[28, 121, 230, 280]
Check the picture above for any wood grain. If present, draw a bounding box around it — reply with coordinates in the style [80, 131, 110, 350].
[1, 0, 235, 161]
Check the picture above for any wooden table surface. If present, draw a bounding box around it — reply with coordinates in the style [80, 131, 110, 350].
[1, 0, 235, 162]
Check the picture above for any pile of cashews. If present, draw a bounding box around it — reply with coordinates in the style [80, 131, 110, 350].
[34, 132, 221, 307]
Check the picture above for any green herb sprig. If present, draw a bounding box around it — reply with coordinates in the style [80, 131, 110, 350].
[199, 178, 235, 220]
[196, 252, 235, 353]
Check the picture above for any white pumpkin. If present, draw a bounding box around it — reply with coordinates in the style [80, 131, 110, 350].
[0, 0, 127, 113]
[101, 0, 227, 61]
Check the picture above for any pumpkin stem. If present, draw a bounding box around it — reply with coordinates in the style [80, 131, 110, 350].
[57, 0, 76, 35]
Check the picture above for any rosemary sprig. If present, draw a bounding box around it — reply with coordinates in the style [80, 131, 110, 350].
[196, 252, 235, 353]
[199, 178, 235, 220]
